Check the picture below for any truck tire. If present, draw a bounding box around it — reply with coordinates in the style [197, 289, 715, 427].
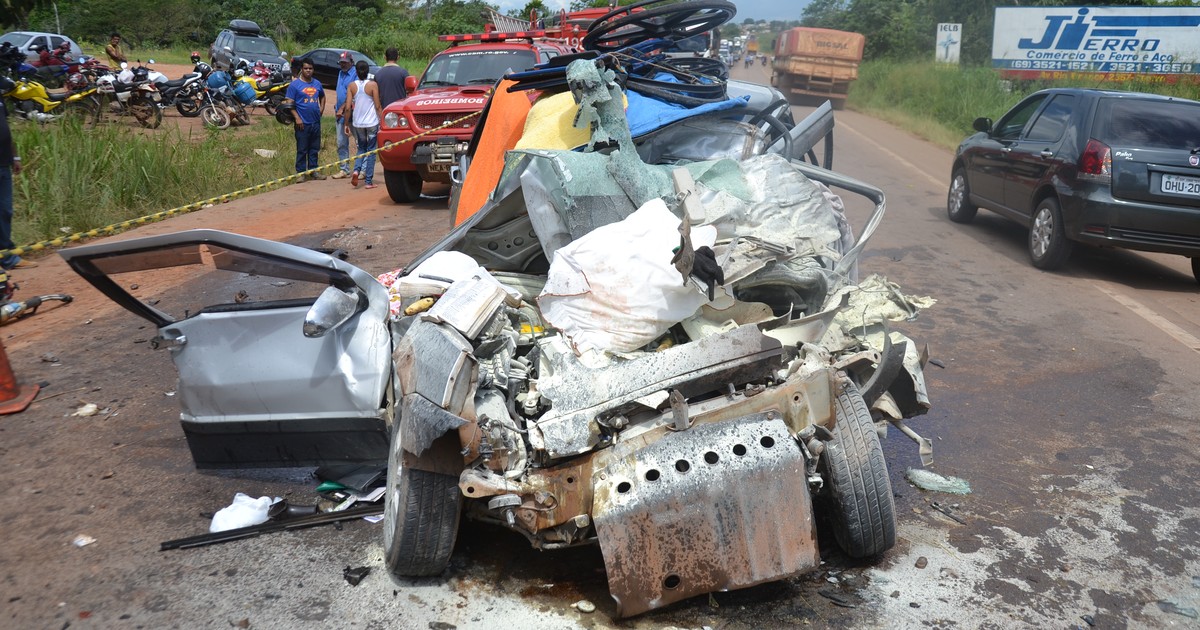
[383, 430, 462, 577]
[820, 381, 896, 558]
[385, 170, 423, 204]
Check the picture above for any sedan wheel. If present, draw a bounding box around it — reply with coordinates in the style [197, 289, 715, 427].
[1029, 197, 1072, 270]
[947, 168, 978, 223]
[383, 427, 461, 577]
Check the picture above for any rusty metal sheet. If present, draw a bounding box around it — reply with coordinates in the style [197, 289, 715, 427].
[591, 415, 820, 617]
[534, 324, 783, 459]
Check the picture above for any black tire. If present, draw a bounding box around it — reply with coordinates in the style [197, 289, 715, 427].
[265, 93, 284, 116]
[820, 381, 896, 559]
[947, 167, 978, 223]
[176, 88, 203, 117]
[60, 97, 97, 127]
[383, 429, 461, 577]
[385, 169, 424, 203]
[1029, 197, 1072, 270]
[130, 95, 162, 129]
[234, 107, 250, 126]
[200, 105, 231, 129]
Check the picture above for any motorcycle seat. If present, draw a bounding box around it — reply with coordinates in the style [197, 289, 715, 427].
[162, 76, 194, 88]
[47, 91, 72, 102]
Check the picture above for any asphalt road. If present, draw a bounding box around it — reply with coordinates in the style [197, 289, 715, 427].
[1, 62, 1198, 629]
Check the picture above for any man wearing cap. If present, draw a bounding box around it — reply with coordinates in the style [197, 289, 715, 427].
[332, 51, 356, 179]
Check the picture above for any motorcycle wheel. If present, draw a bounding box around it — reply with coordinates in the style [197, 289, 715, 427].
[200, 105, 231, 130]
[265, 94, 284, 116]
[176, 94, 203, 118]
[234, 106, 250, 126]
[383, 426, 461, 578]
[818, 381, 897, 559]
[60, 96, 98, 128]
[130, 95, 162, 129]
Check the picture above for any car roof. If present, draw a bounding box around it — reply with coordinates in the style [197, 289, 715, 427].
[4, 31, 77, 40]
[1032, 86, 1200, 105]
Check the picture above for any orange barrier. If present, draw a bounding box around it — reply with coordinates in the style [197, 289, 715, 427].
[454, 79, 533, 226]
[0, 338, 38, 414]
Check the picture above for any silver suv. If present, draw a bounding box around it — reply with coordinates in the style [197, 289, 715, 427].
[0, 31, 83, 63]
[208, 20, 290, 77]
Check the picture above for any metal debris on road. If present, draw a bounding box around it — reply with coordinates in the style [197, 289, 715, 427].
[906, 468, 972, 494]
[72, 535, 96, 547]
[1157, 600, 1199, 619]
[817, 588, 856, 608]
[343, 566, 369, 586]
[930, 501, 967, 524]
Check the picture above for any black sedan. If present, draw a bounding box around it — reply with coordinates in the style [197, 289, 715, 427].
[290, 48, 379, 87]
[948, 88, 1200, 283]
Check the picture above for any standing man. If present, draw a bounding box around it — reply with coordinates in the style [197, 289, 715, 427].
[331, 51, 356, 179]
[1, 98, 31, 269]
[105, 33, 127, 67]
[286, 60, 327, 181]
[373, 47, 410, 108]
[344, 60, 383, 189]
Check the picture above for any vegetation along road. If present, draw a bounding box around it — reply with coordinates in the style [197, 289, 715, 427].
[1, 59, 1198, 630]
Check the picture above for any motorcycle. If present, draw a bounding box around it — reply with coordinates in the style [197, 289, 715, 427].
[199, 70, 250, 129]
[159, 63, 212, 118]
[28, 45, 76, 89]
[236, 71, 289, 115]
[0, 45, 99, 124]
[94, 62, 163, 128]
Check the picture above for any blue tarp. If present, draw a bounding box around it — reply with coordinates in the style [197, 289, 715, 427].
[625, 73, 749, 138]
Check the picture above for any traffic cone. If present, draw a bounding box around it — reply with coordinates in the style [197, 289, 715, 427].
[0, 337, 39, 414]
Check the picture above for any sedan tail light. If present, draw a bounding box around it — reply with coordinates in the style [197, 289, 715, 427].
[1078, 138, 1111, 181]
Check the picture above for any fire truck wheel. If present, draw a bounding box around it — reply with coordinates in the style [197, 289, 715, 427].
[385, 170, 423, 204]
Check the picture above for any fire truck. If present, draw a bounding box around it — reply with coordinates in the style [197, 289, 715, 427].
[377, 14, 593, 204]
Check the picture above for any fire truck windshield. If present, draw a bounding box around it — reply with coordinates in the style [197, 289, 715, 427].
[421, 49, 538, 88]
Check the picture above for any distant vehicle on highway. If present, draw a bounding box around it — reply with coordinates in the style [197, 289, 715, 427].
[291, 48, 379, 87]
[948, 88, 1200, 282]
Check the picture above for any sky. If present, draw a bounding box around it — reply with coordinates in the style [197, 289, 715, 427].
[491, 0, 811, 23]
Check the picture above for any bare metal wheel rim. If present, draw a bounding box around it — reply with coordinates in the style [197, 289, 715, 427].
[1032, 207, 1054, 259]
[948, 176, 965, 214]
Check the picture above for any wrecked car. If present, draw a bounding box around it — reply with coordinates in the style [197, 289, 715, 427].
[61, 0, 934, 617]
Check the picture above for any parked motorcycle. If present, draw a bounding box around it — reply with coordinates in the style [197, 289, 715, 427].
[159, 62, 211, 118]
[236, 71, 289, 115]
[28, 43, 76, 89]
[0, 45, 98, 124]
[200, 70, 250, 129]
[94, 62, 163, 128]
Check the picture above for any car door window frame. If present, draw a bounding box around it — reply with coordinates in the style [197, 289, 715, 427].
[1024, 94, 1076, 143]
[994, 94, 1050, 141]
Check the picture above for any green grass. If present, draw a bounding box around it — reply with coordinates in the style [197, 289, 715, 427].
[848, 59, 1200, 150]
[9, 116, 298, 248]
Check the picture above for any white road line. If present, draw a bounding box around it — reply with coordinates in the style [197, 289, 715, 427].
[1091, 281, 1200, 353]
[838, 120, 946, 189]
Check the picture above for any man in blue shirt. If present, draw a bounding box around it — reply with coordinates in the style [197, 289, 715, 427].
[332, 51, 355, 179]
[286, 59, 327, 180]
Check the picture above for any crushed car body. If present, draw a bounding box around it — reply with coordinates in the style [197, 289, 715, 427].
[61, 0, 935, 618]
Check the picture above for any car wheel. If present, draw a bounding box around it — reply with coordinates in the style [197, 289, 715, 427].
[819, 381, 896, 558]
[384, 169, 424, 203]
[947, 167, 978, 223]
[383, 427, 461, 577]
[1029, 197, 1072, 270]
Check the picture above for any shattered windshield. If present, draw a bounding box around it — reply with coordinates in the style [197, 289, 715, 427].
[421, 49, 536, 87]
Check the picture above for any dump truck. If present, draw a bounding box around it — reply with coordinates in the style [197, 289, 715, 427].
[771, 27, 865, 110]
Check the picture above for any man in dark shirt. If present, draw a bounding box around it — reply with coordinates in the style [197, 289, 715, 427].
[373, 47, 410, 108]
[0, 99, 29, 269]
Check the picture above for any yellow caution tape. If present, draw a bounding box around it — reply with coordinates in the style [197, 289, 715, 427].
[1, 110, 483, 259]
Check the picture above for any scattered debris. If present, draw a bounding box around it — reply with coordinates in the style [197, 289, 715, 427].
[914, 556, 928, 569]
[254, 149, 278, 159]
[1193, 575, 1200, 588]
[928, 358, 946, 368]
[232, 619, 250, 628]
[100, 471, 114, 480]
[817, 588, 856, 608]
[906, 468, 972, 494]
[909, 602, 920, 608]
[72, 403, 99, 417]
[129, 284, 139, 290]
[930, 501, 967, 524]
[574, 599, 596, 613]
[40, 353, 59, 363]
[1080, 614, 1095, 626]
[1157, 600, 1198, 619]
[428, 622, 457, 630]
[343, 566, 369, 586]
[210, 493, 276, 533]
[72, 534, 96, 547]
[165, 391, 176, 397]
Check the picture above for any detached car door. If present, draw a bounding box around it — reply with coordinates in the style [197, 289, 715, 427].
[62, 230, 393, 468]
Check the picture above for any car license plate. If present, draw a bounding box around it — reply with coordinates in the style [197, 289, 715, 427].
[1160, 173, 1200, 196]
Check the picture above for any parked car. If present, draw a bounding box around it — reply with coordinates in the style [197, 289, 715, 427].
[209, 19, 290, 78]
[948, 88, 1200, 283]
[290, 48, 379, 87]
[0, 30, 83, 63]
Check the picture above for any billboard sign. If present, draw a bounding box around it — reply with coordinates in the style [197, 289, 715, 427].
[993, 6, 1200, 80]
[936, 23, 961, 64]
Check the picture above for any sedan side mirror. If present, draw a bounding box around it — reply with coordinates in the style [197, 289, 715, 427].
[404, 75, 417, 92]
[973, 117, 992, 133]
[303, 286, 364, 338]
